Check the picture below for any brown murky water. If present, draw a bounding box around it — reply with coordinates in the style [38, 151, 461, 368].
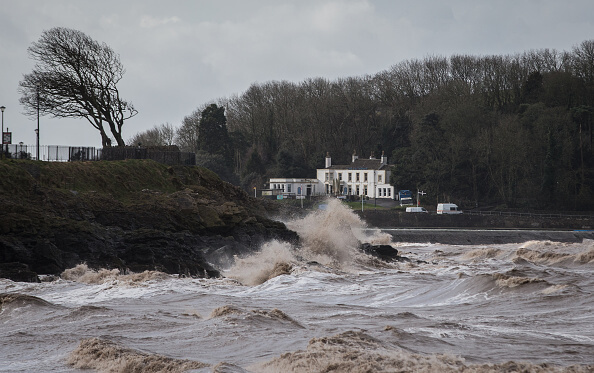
[1, 200, 593, 372]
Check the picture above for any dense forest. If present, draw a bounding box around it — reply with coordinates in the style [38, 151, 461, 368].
[131, 40, 594, 210]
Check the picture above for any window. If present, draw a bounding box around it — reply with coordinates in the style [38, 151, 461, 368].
[348, 173, 352, 181]
[364, 173, 368, 182]
[356, 173, 360, 182]
[287, 184, 291, 193]
[356, 186, 360, 195]
[339, 173, 343, 181]
[378, 175, 382, 183]
[388, 189, 391, 197]
[364, 186, 368, 195]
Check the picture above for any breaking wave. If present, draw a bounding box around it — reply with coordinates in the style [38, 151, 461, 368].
[227, 199, 398, 285]
[61, 264, 169, 285]
[492, 273, 546, 288]
[225, 240, 295, 286]
[512, 240, 594, 266]
[0, 293, 56, 311]
[209, 305, 243, 319]
[209, 305, 303, 328]
[461, 247, 503, 260]
[67, 337, 208, 373]
[251, 330, 592, 373]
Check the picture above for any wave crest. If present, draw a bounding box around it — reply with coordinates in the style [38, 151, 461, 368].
[61, 264, 169, 284]
[67, 337, 208, 372]
[0, 293, 55, 310]
[225, 240, 295, 286]
[462, 247, 502, 260]
[286, 198, 365, 265]
[493, 273, 546, 288]
[251, 330, 592, 373]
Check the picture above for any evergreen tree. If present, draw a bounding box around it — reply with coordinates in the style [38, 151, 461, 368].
[199, 104, 233, 167]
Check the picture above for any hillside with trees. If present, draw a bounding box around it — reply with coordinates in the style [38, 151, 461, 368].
[132, 40, 594, 210]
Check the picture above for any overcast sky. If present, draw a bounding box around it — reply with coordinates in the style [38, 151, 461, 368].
[1, 0, 593, 148]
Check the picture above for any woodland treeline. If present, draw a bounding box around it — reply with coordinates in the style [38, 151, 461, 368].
[132, 40, 594, 210]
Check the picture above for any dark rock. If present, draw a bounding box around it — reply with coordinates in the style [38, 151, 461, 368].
[0, 161, 300, 282]
[359, 243, 400, 261]
[0, 263, 40, 283]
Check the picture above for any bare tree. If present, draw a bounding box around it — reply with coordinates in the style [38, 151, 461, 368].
[128, 123, 176, 147]
[175, 106, 204, 153]
[19, 27, 137, 146]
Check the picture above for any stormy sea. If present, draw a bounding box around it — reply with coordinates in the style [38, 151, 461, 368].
[1, 199, 593, 372]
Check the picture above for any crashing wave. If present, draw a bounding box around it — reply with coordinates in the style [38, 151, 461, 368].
[67, 337, 208, 373]
[61, 264, 169, 285]
[250, 330, 592, 373]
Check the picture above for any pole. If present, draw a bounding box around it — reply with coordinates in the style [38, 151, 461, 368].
[37, 87, 40, 160]
[0, 106, 4, 159]
[361, 181, 364, 212]
[417, 190, 426, 207]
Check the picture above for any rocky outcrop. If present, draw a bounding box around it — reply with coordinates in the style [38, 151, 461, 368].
[0, 160, 299, 282]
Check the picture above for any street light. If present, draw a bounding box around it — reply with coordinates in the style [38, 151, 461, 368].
[0, 106, 5, 159]
[37, 87, 40, 161]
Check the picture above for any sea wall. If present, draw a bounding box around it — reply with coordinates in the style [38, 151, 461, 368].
[356, 210, 594, 244]
[357, 210, 594, 230]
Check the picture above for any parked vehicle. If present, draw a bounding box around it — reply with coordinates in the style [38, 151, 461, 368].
[437, 203, 462, 214]
[398, 190, 413, 205]
[406, 206, 428, 213]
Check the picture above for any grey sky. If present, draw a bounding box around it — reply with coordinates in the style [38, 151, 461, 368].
[1, 0, 593, 148]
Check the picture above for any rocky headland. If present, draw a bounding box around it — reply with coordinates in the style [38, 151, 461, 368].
[0, 159, 298, 282]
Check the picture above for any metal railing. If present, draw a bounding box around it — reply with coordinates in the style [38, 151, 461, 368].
[1, 144, 102, 162]
[1, 144, 195, 166]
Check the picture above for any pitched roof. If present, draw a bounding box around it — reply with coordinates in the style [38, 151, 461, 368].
[328, 158, 390, 170]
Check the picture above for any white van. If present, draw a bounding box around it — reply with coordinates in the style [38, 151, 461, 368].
[437, 203, 462, 214]
[406, 206, 428, 213]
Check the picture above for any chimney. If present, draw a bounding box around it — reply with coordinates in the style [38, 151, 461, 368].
[380, 151, 387, 165]
[352, 150, 358, 163]
[325, 152, 332, 168]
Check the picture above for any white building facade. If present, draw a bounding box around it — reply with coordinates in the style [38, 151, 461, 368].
[268, 151, 395, 199]
[267, 178, 320, 197]
[316, 151, 395, 199]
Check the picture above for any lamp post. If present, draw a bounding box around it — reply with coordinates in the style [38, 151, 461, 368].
[37, 87, 40, 160]
[0, 106, 5, 159]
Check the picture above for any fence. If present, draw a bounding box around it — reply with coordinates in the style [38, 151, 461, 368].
[1, 144, 195, 166]
[464, 210, 594, 219]
[1, 144, 102, 162]
[101, 146, 196, 166]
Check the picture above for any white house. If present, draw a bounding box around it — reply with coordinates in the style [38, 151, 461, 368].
[267, 151, 394, 199]
[266, 178, 320, 197]
[316, 151, 395, 199]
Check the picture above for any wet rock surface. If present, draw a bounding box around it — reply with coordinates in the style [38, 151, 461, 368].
[0, 160, 299, 282]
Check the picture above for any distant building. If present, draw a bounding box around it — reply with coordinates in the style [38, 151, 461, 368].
[266, 178, 320, 198]
[266, 151, 394, 199]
